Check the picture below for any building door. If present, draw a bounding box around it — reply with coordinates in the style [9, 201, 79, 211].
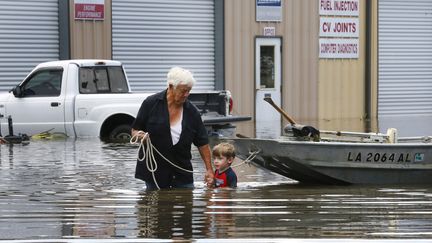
[255, 38, 281, 138]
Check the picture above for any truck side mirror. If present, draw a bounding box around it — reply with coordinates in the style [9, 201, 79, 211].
[12, 86, 22, 97]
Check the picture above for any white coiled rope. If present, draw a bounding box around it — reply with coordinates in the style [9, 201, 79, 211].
[130, 130, 260, 189]
[130, 131, 196, 189]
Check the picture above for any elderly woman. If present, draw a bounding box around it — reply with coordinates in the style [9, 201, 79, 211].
[131, 67, 214, 190]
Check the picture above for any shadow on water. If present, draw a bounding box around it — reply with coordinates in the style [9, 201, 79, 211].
[1, 139, 432, 241]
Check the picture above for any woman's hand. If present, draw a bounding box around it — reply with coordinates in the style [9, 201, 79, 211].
[131, 129, 149, 143]
[205, 169, 214, 188]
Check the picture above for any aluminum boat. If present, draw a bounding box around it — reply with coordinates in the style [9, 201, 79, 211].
[227, 130, 432, 184]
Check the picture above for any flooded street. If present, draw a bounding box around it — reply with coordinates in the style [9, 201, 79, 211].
[1, 139, 432, 241]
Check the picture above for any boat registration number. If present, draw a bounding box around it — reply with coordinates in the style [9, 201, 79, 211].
[347, 152, 425, 163]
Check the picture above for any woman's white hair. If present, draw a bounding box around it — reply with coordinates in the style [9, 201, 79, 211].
[167, 66, 196, 88]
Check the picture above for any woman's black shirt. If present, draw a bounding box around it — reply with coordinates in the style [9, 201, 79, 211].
[131, 89, 209, 188]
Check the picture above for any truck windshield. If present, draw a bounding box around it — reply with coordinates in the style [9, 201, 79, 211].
[79, 66, 128, 94]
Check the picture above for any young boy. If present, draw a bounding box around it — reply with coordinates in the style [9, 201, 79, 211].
[212, 142, 237, 188]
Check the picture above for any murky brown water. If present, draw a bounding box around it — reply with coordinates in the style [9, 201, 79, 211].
[1, 139, 432, 241]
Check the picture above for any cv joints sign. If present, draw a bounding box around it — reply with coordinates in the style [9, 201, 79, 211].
[74, 0, 104, 20]
[320, 17, 359, 38]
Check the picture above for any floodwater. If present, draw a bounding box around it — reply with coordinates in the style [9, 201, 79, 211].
[1, 139, 432, 242]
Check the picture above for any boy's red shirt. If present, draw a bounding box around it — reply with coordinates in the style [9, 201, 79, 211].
[214, 167, 237, 188]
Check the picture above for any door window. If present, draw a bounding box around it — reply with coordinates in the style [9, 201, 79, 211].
[21, 69, 63, 97]
[260, 46, 275, 89]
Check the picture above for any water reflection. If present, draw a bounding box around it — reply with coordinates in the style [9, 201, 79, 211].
[136, 189, 194, 239]
[1, 139, 432, 240]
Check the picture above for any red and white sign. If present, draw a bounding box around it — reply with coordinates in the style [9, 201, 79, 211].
[319, 38, 359, 59]
[319, 0, 359, 16]
[75, 0, 104, 20]
[320, 17, 359, 38]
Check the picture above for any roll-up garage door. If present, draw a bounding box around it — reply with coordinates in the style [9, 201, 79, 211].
[112, 0, 215, 92]
[0, 0, 59, 92]
[379, 0, 432, 136]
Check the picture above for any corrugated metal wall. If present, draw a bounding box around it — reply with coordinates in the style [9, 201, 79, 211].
[378, 0, 432, 136]
[225, 0, 368, 137]
[0, 0, 59, 91]
[318, 1, 366, 132]
[112, 0, 215, 92]
[224, 0, 256, 136]
[225, 0, 321, 137]
[283, 0, 319, 129]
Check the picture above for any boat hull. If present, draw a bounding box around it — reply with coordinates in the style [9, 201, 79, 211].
[228, 138, 432, 184]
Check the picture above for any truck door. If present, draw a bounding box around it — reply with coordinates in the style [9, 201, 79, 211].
[5, 68, 66, 136]
[255, 37, 282, 138]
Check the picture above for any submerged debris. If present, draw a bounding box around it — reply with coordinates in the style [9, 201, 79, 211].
[31, 131, 68, 140]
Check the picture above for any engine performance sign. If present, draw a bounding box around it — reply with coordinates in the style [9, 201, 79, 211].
[74, 0, 104, 20]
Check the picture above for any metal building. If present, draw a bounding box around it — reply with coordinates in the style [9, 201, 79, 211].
[1, 0, 432, 138]
[0, 0, 221, 93]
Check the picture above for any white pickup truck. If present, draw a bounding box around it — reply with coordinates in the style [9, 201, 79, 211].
[0, 60, 249, 142]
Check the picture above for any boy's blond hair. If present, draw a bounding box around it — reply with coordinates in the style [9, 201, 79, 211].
[212, 142, 235, 159]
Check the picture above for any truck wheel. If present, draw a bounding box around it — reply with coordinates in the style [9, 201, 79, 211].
[109, 124, 132, 142]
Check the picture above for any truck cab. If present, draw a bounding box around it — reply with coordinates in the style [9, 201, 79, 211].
[0, 60, 136, 139]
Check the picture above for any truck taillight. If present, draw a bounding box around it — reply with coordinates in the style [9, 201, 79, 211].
[229, 97, 233, 115]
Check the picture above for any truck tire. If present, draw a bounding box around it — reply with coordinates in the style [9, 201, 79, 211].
[109, 124, 132, 142]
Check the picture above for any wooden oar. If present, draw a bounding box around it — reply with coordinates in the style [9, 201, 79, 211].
[263, 97, 296, 125]
[263, 97, 320, 140]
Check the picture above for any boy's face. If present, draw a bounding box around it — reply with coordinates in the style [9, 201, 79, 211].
[213, 155, 233, 171]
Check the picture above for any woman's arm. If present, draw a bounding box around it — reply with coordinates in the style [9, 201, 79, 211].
[198, 144, 214, 187]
